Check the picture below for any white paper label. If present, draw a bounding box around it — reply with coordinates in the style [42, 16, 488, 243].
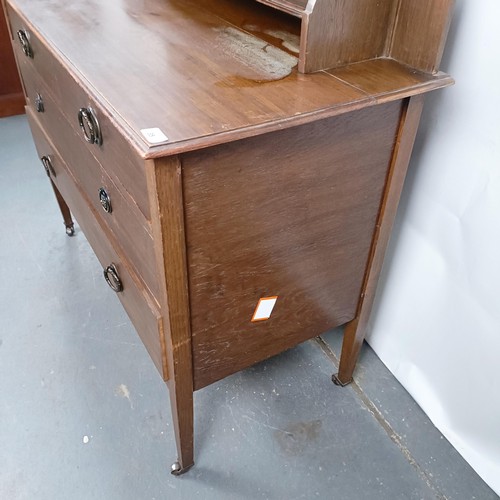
[140, 127, 169, 145]
[251, 296, 278, 322]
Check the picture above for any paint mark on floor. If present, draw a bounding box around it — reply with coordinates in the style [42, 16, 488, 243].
[274, 420, 322, 455]
[116, 383, 134, 409]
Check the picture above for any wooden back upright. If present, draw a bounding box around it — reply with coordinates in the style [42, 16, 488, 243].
[256, 0, 454, 73]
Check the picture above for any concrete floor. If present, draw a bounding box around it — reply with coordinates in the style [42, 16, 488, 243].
[0, 114, 496, 500]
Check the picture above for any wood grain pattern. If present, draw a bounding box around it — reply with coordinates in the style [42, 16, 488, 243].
[389, 0, 455, 73]
[183, 101, 403, 389]
[27, 110, 165, 376]
[7, 4, 151, 219]
[327, 58, 455, 104]
[146, 158, 194, 471]
[0, 92, 24, 117]
[255, 0, 306, 17]
[0, 0, 24, 116]
[6, 0, 452, 158]
[49, 177, 74, 231]
[336, 95, 425, 385]
[6, 0, 455, 472]
[7, 0, 357, 152]
[256, 0, 454, 74]
[300, 0, 394, 73]
[195, 0, 301, 49]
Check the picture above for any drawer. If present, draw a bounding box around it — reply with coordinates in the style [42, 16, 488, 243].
[7, 3, 151, 220]
[24, 91, 161, 302]
[27, 110, 166, 379]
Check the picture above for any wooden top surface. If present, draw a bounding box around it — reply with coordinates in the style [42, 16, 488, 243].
[8, 0, 453, 157]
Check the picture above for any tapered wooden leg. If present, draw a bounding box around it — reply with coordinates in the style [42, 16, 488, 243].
[333, 318, 361, 386]
[333, 95, 425, 386]
[168, 372, 194, 475]
[49, 179, 75, 236]
[146, 157, 195, 474]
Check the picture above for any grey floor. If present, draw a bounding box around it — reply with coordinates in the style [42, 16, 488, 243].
[0, 114, 496, 500]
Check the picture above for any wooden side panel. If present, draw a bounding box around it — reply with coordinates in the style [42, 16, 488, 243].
[300, 0, 395, 73]
[0, 0, 24, 116]
[389, 0, 454, 73]
[183, 101, 404, 389]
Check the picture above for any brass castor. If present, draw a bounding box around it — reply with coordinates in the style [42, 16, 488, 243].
[171, 461, 194, 476]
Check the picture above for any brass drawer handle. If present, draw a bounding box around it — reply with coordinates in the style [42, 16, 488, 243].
[78, 107, 102, 145]
[40, 155, 55, 177]
[103, 263, 123, 292]
[98, 187, 112, 213]
[35, 93, 44, 113]
[17, 29, 33, 58]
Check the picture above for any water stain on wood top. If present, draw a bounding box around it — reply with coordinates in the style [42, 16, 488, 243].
[214, 26, 298, 82]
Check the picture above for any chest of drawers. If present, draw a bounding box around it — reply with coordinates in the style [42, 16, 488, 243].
[4, 0, 454, 474]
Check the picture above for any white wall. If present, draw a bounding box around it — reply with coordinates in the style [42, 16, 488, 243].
[367, 0, 500, 494]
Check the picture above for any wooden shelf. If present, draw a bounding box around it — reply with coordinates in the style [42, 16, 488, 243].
[251, 0, 454, 74]
[328, 58, 454, 103]
[255, 0, 307, 17]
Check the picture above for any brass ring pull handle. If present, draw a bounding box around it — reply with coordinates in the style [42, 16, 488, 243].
[35, 93, 44, 113]
[78, 107, 102, 145]
[103, 264, 123, 292]
[98, 187, 112, 213]
[17, 29, 33, 58]
[40, 156, 55, 177]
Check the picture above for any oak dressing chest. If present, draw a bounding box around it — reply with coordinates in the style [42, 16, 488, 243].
[3, 0, 454, 474]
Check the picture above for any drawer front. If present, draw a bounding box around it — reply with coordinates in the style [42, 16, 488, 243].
[23, 85, 160, 302]
[7, 4, 151, 220]
[27, 111, 166, 378]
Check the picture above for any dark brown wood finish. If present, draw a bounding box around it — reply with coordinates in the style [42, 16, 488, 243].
[256, 0, 306, 17]
[254, 0, 454, 74]
[7, 4, 152, 219]
[194, 0, 302, 43]
[0, 0, 23, 116]
[335, 95, 425, 386]
[146, 158, 194, 473]
[300, 0, 395, 73]
[5, 0, 455, 474]
[6, 0, 452, 157]
[184, 101, 403, 389]
[49, 178, 74, 233]
[327, 58, 454, 104]
[389, 0, 455, 74]
[4, 0, 360, 153]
